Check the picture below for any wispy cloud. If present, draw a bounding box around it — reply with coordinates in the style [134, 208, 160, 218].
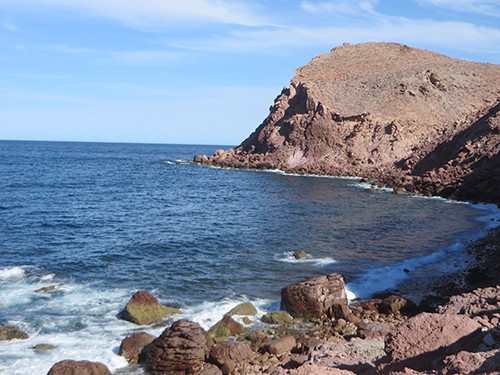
[108, 49, 184, 65]
[1, 19, 19, 31]
[416, 0, 500, 17]
[1, 0, 268, 27]
[47, 44, 95, 54]
[300, 0, 379, 15]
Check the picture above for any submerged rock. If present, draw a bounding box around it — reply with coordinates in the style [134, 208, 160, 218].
[281, 273, 348, 319]
[35, 285, 57, 293]
[0, 325, 29, 341]
[47, 360, 112, 375]
[293, 250, 308, 259]
[119, 331, 155, 363]
[119, 290, 181, 325]
[32, 343, 56, 351]
[146, 319, 212, 374]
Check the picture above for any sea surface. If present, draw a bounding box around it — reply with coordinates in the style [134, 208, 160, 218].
[0, 140, 498, 374]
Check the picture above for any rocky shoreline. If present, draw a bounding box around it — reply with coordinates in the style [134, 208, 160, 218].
[3, 226, 496, 374]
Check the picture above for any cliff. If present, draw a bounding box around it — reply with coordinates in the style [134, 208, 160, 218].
[196, 42, 500, 204]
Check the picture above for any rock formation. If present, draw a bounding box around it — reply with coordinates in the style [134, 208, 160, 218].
[0, 325, 28, 341]
[47, 360, 112, 375]
[196, 42, 500, 204]
[119, 290, 181, 325]
[119, 331, 156, 363]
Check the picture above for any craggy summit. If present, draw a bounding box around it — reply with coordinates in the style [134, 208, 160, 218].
[196, 42, 500, 204]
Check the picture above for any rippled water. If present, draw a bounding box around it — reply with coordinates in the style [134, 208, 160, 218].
[0, 140, 497, 374]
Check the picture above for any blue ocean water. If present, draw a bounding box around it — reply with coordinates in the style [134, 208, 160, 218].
[0, 140, 497, 374]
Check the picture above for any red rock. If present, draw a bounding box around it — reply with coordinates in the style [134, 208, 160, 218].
[120, 290, 181, 325]
[441, 350, 500, 375]
[267, 335, 296, 355]
[377, 295, 415, 315]
[47, 360, 111, 375]
[206, 42, 500, 205]
[209, 342, 255, 367]
[382, 312, 483, 372]
[119, 331, 155, 363]
[281, 273, 348, 319]
[146, 320, 211, 374]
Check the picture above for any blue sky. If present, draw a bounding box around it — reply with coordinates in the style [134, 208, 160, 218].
[1, 0, 499, 145]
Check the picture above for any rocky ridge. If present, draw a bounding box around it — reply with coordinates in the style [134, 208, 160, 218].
[195, 42, 500, 204]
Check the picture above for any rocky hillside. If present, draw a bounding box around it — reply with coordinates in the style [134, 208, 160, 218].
[196, 42, 500, 204]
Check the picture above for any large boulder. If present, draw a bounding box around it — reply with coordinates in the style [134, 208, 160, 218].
[281, 273, 348, 319]
[120, 291, 181, 325]
[146, 319, 212, 374]
[382, 312, 483, 372]
[209, 342, 255, 374]
[0, 325, 29, 341]
[47, 360, 112, 375]
[260, 311, 294, 325]
[208, 315, 244, 343]
[267, 335, 296, 355]
[119, 331, 156, 363]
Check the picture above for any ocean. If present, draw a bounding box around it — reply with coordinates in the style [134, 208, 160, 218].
[0, 140, 498, 374]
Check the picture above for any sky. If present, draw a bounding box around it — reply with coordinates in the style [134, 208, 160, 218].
[0, 0, 499, 145]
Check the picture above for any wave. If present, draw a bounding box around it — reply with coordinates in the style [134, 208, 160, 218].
[0, 266, 26, 282]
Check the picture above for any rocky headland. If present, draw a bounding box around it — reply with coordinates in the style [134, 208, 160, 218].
[195, 42, 500, 205]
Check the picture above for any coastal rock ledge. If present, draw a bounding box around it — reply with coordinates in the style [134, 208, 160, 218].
[195, 42, 500, 204]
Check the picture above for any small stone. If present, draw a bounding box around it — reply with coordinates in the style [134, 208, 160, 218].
[293, 250, 308, 259]
[267, 335, 296, 355]
[32, 343, 56, 351]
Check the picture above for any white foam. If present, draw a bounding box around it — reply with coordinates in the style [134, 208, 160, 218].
[349, 182, 394, 193]
[0, 266, 26, 282]
[275, 252, 337, 266]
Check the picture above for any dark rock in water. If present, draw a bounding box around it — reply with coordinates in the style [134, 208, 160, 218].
[377, 295, 416, 315]
[146, 319, 212, 374]
[35, 285, 57, 293]
[47, 360, 112, 375]
[260, 311, 294, 325]
[266, 335, 296, 355]
[119, 331, 155, 364]
[0, 325, 29, 341]
[227, 302, 257, 316]
[119, 290, 181, 325]
[281, 273, 348, 319]
[32, 343, 56, 351]
[293, 250, 308, 259]
[208, 315, 244, 343]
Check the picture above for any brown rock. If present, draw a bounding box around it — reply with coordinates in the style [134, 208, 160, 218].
[209, 342, 255, 367]
[267, 335, 296, 355]
[120, 290, 181, 325]
[119, 331, 155, 363]
[382, 312, 483, 372]
[0, 325, 29, 341]
[377, 295, 416, 315]
[260, 311, 294, 325]
[356, 321, 393, 340]
[208, 315, 244, 342]
[441, 350, 500, 375]
[146, 319, 211, 374]
[47, 360, 112, 375]
[281, 273, 348, 319]
[195, 364, 223, 375]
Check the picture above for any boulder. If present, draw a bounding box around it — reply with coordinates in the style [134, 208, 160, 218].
[47, 360, 112, 375]
[146, 320, 212, 374]
[119, 331, 156, 363]
[293, 250, 308, 259]
[356, 321, 393, 340]
[0, 325, 29, 341]
[120, 290, 181, 325]
[209, 342, 255, 368]
[208, 315, 244, 342]
[227, 302, 257, 316]
[281, 273, 348, 319]
[260, 311, 294, 325]
[377, 295, 416, 315]
[441, 350, 500, 375]
[267, 335, 296, 355]
[382, 312, 483, 372]
[32, 343, 56, 351]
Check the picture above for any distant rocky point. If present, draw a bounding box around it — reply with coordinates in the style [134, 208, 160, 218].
[195, 42, 499, 204]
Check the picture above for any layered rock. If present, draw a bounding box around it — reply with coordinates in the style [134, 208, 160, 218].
[47, 360, 111, 375]
[146, 319, 212, 374]
[120, 290, 181, 325]
[281, 272, 348, 319]
[196, 42, 500, 204]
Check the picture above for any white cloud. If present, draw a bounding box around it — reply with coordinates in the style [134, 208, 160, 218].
[47, 44, 95, 54]
[416, 0, 500, 17]
[108, 49, 184, 64]
[1, 19, 19, 31]
[300, 0, 379, 15]
[0, 0, 268, 27]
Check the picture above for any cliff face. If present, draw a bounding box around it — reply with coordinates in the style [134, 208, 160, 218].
[197, 43, 500, 204]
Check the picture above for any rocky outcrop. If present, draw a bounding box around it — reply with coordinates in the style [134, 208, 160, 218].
[47, 360, 111, 375]
[119, 290, 181, 325]
[119, 331, 155, 363]
[146, 319, 212, 374]
[227, 302, 258, 316]
[196, 42, 500, 204]
[208, 315, 244, 342]
[281, 273, 348, 319]
[0, 325, 28, 341]
[260, 311, 294, 325]
[381, 312, 483, 372]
